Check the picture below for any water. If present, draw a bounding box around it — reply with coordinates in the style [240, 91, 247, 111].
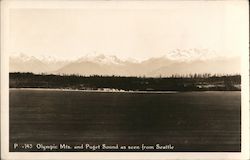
[9, 89, 241, 152]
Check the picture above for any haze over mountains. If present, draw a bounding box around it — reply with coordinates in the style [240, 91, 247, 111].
[10, 49, 240, 77]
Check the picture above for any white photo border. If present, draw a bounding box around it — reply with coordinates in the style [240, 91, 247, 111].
[1, 0, 249, 159]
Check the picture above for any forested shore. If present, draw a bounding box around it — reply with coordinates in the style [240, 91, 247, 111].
[9, 72, 241, 91]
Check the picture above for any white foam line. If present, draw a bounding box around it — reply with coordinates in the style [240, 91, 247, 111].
[9, 88, 178, 94]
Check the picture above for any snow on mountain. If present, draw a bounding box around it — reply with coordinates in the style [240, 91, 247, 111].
[11, 53, 72, 63]
[10, 53, 49, 73]
[164, 48, 217, 61]
[10, 53, 38, 62]
[36, 55, 66, 63]
[76, 54, 124, 65]
[9, 49, 241, 76]
[10, 53, 71, 73]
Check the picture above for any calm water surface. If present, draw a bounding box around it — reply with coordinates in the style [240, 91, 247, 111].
[9, 89, 241, 152]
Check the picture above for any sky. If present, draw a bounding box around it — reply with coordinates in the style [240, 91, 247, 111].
[9, 1, 248, 60]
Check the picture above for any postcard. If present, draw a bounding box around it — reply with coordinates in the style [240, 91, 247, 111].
[1, 0, 249, 159]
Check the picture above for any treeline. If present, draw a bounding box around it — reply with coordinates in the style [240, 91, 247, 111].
[9, 72, 241, 91]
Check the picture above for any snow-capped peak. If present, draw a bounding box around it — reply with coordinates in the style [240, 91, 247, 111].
[36, 55, 73, 64]
[37, 55, 59, 63]
[10, 53, 39, 62]
[10, 53, 74, 64]
[164, 48, 217, 61]
[77, 54, 124, 65]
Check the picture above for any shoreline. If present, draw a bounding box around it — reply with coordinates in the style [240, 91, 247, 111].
[9, 88, 240, 93]
[9, 88, 179, 94]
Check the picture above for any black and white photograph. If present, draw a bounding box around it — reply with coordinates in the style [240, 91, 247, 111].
[1, 0, 249, 159]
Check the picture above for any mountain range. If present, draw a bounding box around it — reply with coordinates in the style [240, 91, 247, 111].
[9, 49, 240, 77]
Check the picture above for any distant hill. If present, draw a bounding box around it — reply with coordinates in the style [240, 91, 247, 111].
[148, 58, 240, 77]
